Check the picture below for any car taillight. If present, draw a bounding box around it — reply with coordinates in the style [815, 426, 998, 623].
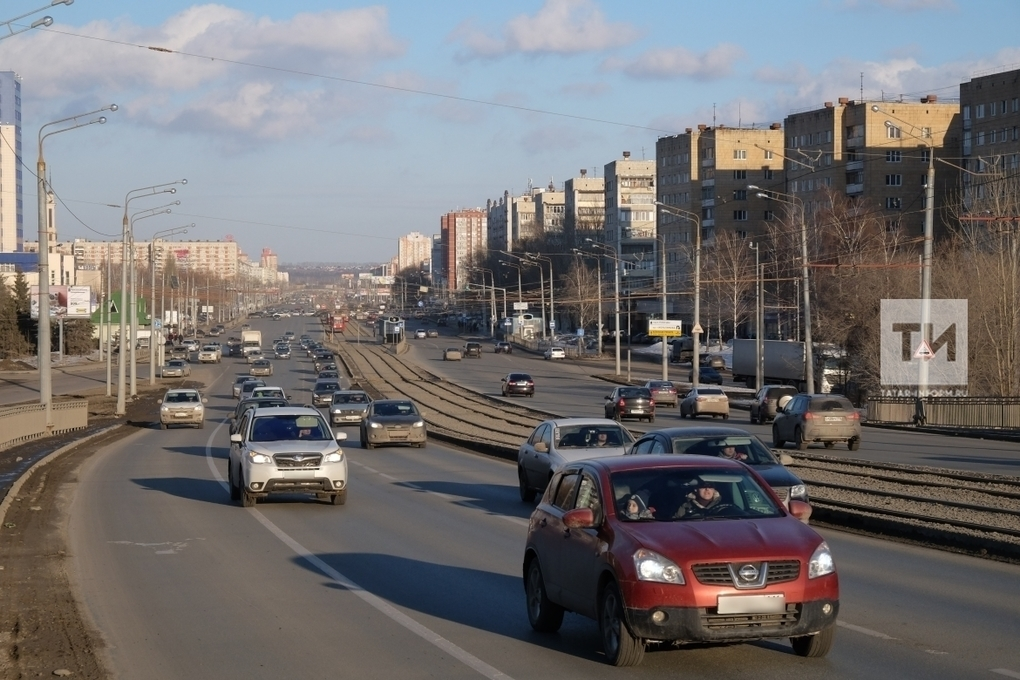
[803, 412, 815, 419]
[649, 399, 655, 406]
[527, 381, 534, 386]
[848, 411, 860, 420]
[618, 399, 626, 407]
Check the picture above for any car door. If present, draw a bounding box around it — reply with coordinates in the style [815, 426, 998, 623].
[777, 395, 804, 441]
[230, 411, 252, 483]
[751, 387, 765, 420]
[531, 470, 581, 604]
[531, 424, 556, 484]
[556, 470, 605, 618]
[520, 423, 549, 488]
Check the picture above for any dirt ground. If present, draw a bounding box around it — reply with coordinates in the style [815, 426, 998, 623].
[0, 381, 203, 679]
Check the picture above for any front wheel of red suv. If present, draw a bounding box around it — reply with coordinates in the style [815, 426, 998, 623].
[790, 626, 835, 657]
[599, 582, 644, 667]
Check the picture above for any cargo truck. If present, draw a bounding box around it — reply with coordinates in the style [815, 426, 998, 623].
[732, 339, 849, 393]
[241, 329, 262, 357]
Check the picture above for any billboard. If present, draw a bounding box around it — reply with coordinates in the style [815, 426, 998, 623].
[31, 285, 93, 319]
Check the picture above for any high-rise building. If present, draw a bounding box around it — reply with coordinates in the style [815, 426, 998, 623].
[534, 182, 565, 245]
[0, 71, 23, 253]
[564, 172, 605, 248]
[604, 152, 657, 291]
[959, 68, 1020, 215]
[397, 231, 432, 273]
[783, 97, 959, 237]
[440, 209, 486, 291]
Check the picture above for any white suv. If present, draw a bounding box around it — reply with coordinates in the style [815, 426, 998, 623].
[229, 407, 349, 506]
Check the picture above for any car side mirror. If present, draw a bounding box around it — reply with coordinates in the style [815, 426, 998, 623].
[230, 433, 242, 443]
[779, 453, 795, 466]
[501, 377, 507, 382]
[604, 395, 611, 400]
[534, 442, 548, 453]
[335, 432, 348, 442]
[563, 507, 596, 529]
[202, 398, 209, 404]
[788, 500, 812, 523]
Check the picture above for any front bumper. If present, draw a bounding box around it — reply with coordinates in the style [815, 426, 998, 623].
[364, 427, 427, 445]
[244, 462, 348, 497]
[161, 412, 203, 425]
[624, 599, 839, 643]
[331, 411, 367, 424]
[312, 394, 334, 407]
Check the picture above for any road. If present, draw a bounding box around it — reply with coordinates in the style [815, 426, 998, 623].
[0, 364, 115, 405]
[62, 318, 1020, 679]
[402, 333, 1020, 476]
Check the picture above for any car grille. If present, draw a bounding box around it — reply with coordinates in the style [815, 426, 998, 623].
[773, 487, 790, 503]
[692, 560, 800, 586]
[701, 604, 801, 630]
[273, 453, 322, 468]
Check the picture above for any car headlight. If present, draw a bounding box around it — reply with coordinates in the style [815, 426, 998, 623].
[160, 406, 170, 412]
[633, 548, 685, 584]
[412, 420, 425, 428]
[790, 484, 808, 501]
[324, 451, 344, 463]
[248, 451, 273, 465]
[194, 406, 203, 412]
[808, 541, 836, 579]
[369, 421, 382, 429]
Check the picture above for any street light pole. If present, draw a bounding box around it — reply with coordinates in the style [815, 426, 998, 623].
[527, 254, 554, 338]
[654, 202, 702, 386]
[750, 242, 763, 391]
[129, 204, 177, 395]
[36, 104, 116, 427]
[149, 225, 191, 384]
[586, 240, 622, 375]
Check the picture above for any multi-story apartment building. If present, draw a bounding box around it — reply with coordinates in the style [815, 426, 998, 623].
[604, 153, 657, 297]
[563, 172, 605, 248]
[44, 238, 243, 278]
[783, 96, 959, 237]
[260, 248, 278, 272]
[656, 125, 784, 308]
[439, 209, 486, 291]
[397, 231, 432, 273]
[0, 72, 23, 253]
[534, 183, 565, 245]
[486, 190, 540, 253]
[431, 233, 445, 290]
[959, 67, 1020, 214]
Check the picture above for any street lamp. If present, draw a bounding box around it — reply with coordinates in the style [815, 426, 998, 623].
[117, 180, 186, 415]
[749, 186, 813, 393]
[872, 103, 936, 398]
[129, 203, 177, 395]
[525, 253, 554, 338]
[585, 239, 622, 375]
[149, 224, 191, 384]
[37, 103, 117, 427]
[1, 1, 74, 41]
[571, 249, 604, 357]
[749, 241, 764, 391]
[654, 202, 703, 386]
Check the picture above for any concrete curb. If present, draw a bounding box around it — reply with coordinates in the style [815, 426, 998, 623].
[0, 424, 123, 524]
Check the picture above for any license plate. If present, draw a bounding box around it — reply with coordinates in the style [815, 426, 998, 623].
[825, 416, 842, 422]
[717, 593, 786, 614]
[174, 412, 189, 418]
[632, 409, 645, 413]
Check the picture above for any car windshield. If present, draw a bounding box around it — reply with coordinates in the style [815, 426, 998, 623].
[647, 382, 673, 389]
[168, 361, 184, 367]
[333, 393, 368, 404]
[619, 388, 651, 399]
[250, 414, 332, 442]
[555, 424, 634, 448]
[668, 435, 778, 464]
[374, 401, 418, 417]
[611, 468, 782, 522]
[165, 392, 199, 404]
[315, 382, 341, 392]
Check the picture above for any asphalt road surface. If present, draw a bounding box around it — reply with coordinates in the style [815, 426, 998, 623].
[63, 319, 1020, 679]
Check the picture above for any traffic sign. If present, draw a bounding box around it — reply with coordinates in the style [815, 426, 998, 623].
[513, 302, 529, 311]
[153, 319, 162, 330]
[549, 320, 556, 330]
[648, 319, 683, 337]
[576, 328, 585, 337]
[691, 323, 704, 334]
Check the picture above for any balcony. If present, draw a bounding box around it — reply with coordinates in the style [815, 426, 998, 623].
[701, 178, 715, 187]
[701, 198, 715, 208]
[845, 136, 863, 149]
[846, 183, 864, 195]
[701, 158, 715, 168]
[702, 218, 715, 228]
[845, 159, 864, 172]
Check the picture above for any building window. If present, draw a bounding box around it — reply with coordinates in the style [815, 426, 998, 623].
[764, 150, 773, 160]
[885, 174, 902, 186]
[733, 210, 748, 221]
[991, 101, 998, 116]
[733, 149, 747, 160]
[735, 230, 748, 239]
[763, 210, 774, 221]
[977, 131, 985, 146]
[921, 149, 931, 163]
[887, 125, 901, 139]
[976, 103, 985, 118]
[885, 219, 900, 232]
[822, 153, 832, 166]
[886, 150, 902, 162]
[732, 170, 747, 180]
[764, 169, 774, 180]
[733, 189, 747, 200]
[885, 197, 901, 210]
[701, 207, 714, 220]
[826, 130, 833, 143]
[1013, 98, 1019, 113]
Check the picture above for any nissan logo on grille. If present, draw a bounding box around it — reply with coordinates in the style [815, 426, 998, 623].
[737, 564, 759, 582]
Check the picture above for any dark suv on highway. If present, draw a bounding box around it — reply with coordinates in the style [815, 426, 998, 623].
[604, 386, 655, 423]
[464, 342, 483, 358]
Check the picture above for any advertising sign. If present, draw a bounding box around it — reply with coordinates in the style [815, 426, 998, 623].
[67, 286, 92, 317]
[648, 319, 683, 337]
[31, 286, 67, 319]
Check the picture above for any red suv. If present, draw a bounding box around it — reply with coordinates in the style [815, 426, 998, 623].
[523, 456, 839, 666]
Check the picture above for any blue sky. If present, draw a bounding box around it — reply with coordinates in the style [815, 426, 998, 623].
[3, 0, 1018, 264]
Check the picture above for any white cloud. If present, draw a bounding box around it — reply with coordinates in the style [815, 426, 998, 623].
[448, 0, 640, 60]
[5, 5, 406, 142]
[603, 43, 745, 81]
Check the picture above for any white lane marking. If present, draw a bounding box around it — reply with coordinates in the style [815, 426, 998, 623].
[109, 539, 203, 555]
[837, 621, 897, 640]
[204, 420, 515, 680]
[992, 670, 1020, 679]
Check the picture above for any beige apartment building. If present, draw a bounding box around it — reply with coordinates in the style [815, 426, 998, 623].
[563, 172, 605, 248]
[604, 153, 657, 291]
[0, 72, 22, 253]
[397, 231, 432, 273]
[783, 97, 960, 238]
[52, 238, 242, 277]
[533, 183, 565, 244]
[486, 190, 538, 253]
[656, 125, 784, 291]
[959, 67, 1020, 214]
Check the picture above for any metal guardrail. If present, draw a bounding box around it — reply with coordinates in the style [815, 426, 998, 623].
[867, 397, 1020, 429]
[0, 400, 89, 451]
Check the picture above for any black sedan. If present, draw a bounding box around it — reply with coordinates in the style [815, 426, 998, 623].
[689, 366, 724, 385]
[500, 372, 534, 397]
[627, 426, 808, 507]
